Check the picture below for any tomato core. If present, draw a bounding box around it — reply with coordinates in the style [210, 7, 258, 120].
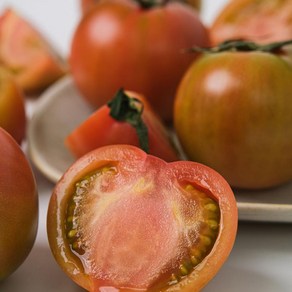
[64, 163, 220, 291]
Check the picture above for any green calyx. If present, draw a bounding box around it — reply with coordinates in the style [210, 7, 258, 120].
[108, 89, 149, 153]
[190, 39, 292, 54]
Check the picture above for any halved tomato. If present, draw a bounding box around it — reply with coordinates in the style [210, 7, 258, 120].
[65, 89, 179, 161]
[0, 8, 67, 94]
[210, 0, 292, 45]
[47, 144, 238, 292]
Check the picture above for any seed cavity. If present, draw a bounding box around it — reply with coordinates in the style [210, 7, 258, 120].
[65, 164, 117, 256]
[67, 229, 77, 238]
[168, 183, 220, 286]
[64, 173, 220, 289]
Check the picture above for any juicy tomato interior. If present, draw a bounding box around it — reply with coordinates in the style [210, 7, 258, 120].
[211, 0, 292, 44]
[64, 161, 220, 291]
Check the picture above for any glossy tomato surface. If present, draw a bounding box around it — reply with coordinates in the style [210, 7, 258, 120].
[65, 90, 179, 161]
[174, 48, 292, 189]
[0, 128, 38, 280]
[0, 66, 26, 144]
[210, 0, 292, 45]
[70, 0, 209, 122]
[0, 8, 67, 94]
[47, 144, 237, 292]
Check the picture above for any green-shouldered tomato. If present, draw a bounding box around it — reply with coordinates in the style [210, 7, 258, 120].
[174, 40, 292, 189]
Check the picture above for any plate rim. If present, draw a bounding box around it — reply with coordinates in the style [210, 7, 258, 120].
[27, 75, 292, 223]
[27, 75, 73, 183]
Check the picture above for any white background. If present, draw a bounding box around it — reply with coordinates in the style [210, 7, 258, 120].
[0, 0, 292, 291]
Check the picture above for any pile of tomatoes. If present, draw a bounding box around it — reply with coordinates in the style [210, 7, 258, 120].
[1, 0, 292, 291]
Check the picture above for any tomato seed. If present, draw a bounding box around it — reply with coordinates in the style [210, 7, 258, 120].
[167, 182, 220, 286]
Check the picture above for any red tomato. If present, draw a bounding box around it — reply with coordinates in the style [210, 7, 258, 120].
[174, 40, 292, 189]
[47, 144, 237, 292]
[70, 0, 209, 122]
[0, 127, 38, 280]
[210, 0, 292, 45]
[0, 8, 67, 94]
[65, 89, 179, 161]
[0, 66, 26, 144]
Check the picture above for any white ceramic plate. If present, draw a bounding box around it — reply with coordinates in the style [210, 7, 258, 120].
[27, 76, 292, 223]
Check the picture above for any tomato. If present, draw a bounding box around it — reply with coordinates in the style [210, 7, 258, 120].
[0, 8, 67, 94]
[0, 66, 26, 144]
[70, 0, 209, 122]
[47, 144, 237, 291]
[80, 0, 202, 14]
[210, 0, 292, 45]
[174, 40, 292, 190]
[65, 89, 179, 161]
[0, 127, 38, 280]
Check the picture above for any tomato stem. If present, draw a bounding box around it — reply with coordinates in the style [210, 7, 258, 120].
[134, 0, 168, 9]
[108, 89, 149, 153]
[189, 39, 292, 54]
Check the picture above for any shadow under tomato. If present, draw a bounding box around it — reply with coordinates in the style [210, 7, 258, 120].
[204, 263, 286, 292]
[0, 244, 86, 292]
[204, 222, 292, 292]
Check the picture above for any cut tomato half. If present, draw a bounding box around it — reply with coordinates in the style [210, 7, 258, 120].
[47, 145, 238, 292]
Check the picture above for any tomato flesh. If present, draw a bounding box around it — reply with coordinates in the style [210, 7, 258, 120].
[48, 145, 237, 292]
[0, 8, 66, 94]
[211, 0, 292, 44]
[64, 162, 219, 290]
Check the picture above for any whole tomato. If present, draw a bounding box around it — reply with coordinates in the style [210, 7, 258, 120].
[80, 0, 202, 14]
[65, 89, 179, 161]
[210, 0, 292, 45]
[174, 40, 292, 190]
[0, 8, 67, 94]
[0, 66, 26, 144]
[47, 144, 237, 292]
[0, 127, 38, 280]
[70, 0, 209, 122]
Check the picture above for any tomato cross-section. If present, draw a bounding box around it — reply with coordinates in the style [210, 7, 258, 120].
[47, 145, 237, 292]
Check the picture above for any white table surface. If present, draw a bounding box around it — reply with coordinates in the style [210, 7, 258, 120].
[0, 0, 292, 291]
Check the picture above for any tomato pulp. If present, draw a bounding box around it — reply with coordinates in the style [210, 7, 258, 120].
[210, 0, 292, 45]
[0, 8, 67, 94]
[47, 145, 237, 292]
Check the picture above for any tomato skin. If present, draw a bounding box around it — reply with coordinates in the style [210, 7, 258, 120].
[65, 91, 179, 161]
[0, 66, 26, 144]
[0, 128, 38, 280]
[174, 50, 292, 189]
[70, 0, 209, 122]
[0, 8, 67, 94]
[210, 0, 292, 45]
[47, 144, 237, 292]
